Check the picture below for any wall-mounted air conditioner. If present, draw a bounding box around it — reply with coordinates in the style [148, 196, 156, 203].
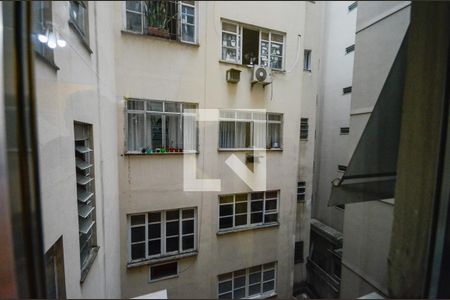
[251, 66, 272, 86]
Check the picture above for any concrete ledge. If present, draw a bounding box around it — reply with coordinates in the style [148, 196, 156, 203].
[217, 222, 279, 236]
[127, 251, 198, 268]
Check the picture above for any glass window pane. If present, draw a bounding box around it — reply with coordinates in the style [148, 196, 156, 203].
[220, 195, 234, 204]
[219, 280, 232, 294]
[222, 22, 237, 33]
[262, 281, 275, 292]
[131, 243, 145, 260]
[265, 199, 277, 211]
[233, 288, 245, 299]
[148, 212, 161, 223]
[219, 122, 235, 148]
[127, 113, 144, 151]
[264, 213, 278, 223]
[266, 191, 278, 199]
[234, 276, 246, 288]
[147, 101, 163, 111]
[267, 123, 281, 149]
[218, 272, 232, 281]
[271, 33, 283, 43]
[182, 209, 194, 219]
[235, 214, 247, 226]
[235, 202, 247, 214]
[131, 214, 145, 225]
[127, 100, 144, 110]
[126, 1, 142, 12]
[220, 204, 233, 217]
[131, 226, 145, 242]
[166, 210, 179, 220]
[165, 102, 180, 112]
[219, 217, 233, 229]
[148, 240, 161, 256]
[166, 221, 179, 236]
[249, 283, 261, 296]
[251, 192, 264, 200]
[251, 201, 263, 212]
[182, 235, 194, 250]
[263, 270, 275, 281]
[148, 223, 161, 239]
[235, 193, 247, 202]
[249, 272, 261, 284]
[261, 32, 269, 40]
[251, 212, 263, 224]
[268, 113, 282, 121]
[166, 114, 182, 150]
[166, 236, 179, 252]
[126, 12, 142, 32]
[147, 114, 163, 149]
[182, 220, 194, 234]
[236, 122, 252, 148]
[182, 24, 195, 43]
[219, 292, 232, 299]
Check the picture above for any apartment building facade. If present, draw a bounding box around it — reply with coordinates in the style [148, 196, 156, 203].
[308, 1, 357, 298]
[31, 1, 121, 298]
[114, 1, 320, 298]
[328, 1, 411, 298]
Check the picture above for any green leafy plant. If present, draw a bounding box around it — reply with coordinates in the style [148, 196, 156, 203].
[145, 1, 171, 30]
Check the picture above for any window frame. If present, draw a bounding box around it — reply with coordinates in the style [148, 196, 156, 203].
[218, 191, 280, 232]
[218, 110, 283, 150]
[127, 208, 197, 263]
[125, 99, 198, 154]
[69, 1, 90, 47]
[303, 49, 312, 71]
[122, 1, 198, 44]
[221, 19, 286, 71]
[297, 181, 306, 202]
[300, 118, 309, 140]
[32, 1, 56, 66]
[217, 262, 277, 299]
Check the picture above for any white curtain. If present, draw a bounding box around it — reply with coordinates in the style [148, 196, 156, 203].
[128, 113, 144, 151]
[219, 121, 235, 148]
[183, 114, 197, 152]
[253, 113, 266, 149]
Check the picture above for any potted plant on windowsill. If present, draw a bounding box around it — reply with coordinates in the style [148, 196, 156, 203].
[145, 1, 172, 39]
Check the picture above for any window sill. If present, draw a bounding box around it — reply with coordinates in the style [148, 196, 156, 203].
[218, 148, 283, 152]
[121, 30, 200, 47]
[34, 51, 59, 71]
[218, 60, 286, 73]
[127, 251, 198, 268]
[122, 151, 199, 156]
[303, 69, 312, 73]
[69, 20, 93, 54]
[244, 291, 277, 299]
[80, 246, 99, 283]
[217, 222, 279, 236]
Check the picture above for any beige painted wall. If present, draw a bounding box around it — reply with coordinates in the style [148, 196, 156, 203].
[113, 1, 315, 298]
[35, 1, 121, 298]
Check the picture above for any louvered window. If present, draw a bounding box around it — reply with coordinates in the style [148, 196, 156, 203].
[300, 118, 309, 140]
[348, 1, 357, 12]
[345, 44, 355, 54]
[340, 127, 350, 135]
[343, 86, 352, 94]
[74, 123, 97, 276]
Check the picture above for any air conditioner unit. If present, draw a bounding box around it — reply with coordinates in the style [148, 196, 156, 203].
[251, 66, 272, 86]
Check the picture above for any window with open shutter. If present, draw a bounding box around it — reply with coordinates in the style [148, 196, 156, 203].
[74, 123, 97, 280]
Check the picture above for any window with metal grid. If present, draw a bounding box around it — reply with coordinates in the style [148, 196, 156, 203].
[297, 181, 306, 202]
[343, 86, 352, 94]
[300, 118, 309, 140]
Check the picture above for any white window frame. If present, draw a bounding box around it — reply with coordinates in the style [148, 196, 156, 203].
[128, 208, 197, 263]
[123, 1, 145, 34]
[218, 191, 279, 232]
[125, 99, 198, 154]
[179, 1, 197, 44]
[123, 1, 198, 44]
[220, 19, 286, 70]
[217, 262, 277, 299]
[218, 110, 283, 150]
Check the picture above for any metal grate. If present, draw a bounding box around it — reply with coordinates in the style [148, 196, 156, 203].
[340, 127, 350, 135]
[345, 44, 355, 54]
[338, 165, 347, 172]
[348, 1, 357, 12]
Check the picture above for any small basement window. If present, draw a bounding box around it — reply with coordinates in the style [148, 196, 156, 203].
[150, 262, 178, 281]
[338, 165, 347, 172]
[340, 127, 350, 135]
[343, 86, 352, 94]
